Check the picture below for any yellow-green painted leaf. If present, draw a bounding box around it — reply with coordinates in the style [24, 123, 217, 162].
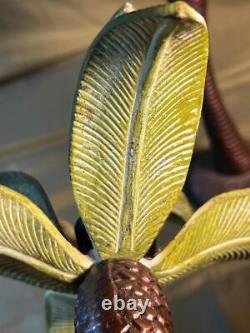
[145, 189, 250, 285]
[171, 192, 194, 222]
[45, 291, 76, 333]
[70, 1, 208, 260]
[0, 185, 93, 290]
[0, 256, 76, 292]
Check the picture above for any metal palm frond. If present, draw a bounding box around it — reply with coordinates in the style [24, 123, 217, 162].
[45, 291, 76, 333]
[70, 1, 208, 260]
[143, 188, 250, 284]
[0, 178, 93, 292]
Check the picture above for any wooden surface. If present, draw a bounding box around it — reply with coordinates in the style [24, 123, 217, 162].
[0, 1, 249, 333]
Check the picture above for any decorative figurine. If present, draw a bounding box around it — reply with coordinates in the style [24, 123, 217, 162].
[0, 2, 249, 333]
[174, 0, 250, 206]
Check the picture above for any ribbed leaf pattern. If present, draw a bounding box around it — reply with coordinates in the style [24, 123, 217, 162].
[124, 18, 208, 258]
[147, 189, 250, 285]
[71, 15, 161, 259]
[0, 256, 76, 292]
[45, 291, 76, 333]
[0, 185, 93, 286]
[171, 192, 193, 222]
[70, 2, 208, 259]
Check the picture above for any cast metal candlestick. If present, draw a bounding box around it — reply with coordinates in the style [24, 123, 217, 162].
[0, 2, 250, 333]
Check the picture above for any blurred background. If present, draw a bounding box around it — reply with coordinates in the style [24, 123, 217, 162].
[0, 1, 249, 332]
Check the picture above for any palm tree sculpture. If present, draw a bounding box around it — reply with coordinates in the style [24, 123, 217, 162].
[0, 2, 249, 333]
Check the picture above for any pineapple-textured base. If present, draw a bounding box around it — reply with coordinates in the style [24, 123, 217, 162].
[75, 259, 173, 333]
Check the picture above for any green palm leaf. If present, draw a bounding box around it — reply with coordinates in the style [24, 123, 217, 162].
[0, 185, 93, 290]
[70, 1, 208, 260]
[45, 291, 76, 333]
[144, 189, 250, 285]
[171, 191, 193, 222]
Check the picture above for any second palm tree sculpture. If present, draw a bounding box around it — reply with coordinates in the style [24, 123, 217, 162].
[0, 2, 249, 333]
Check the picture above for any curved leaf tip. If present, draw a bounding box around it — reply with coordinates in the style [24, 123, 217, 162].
[123, 2, 134, 13]
[145, 188, 250, 285]
[167, 1, 206, 24]
[0, 185, 93, 291]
